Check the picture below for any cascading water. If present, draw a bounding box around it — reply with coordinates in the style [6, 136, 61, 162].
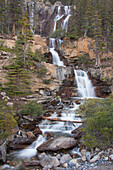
[50, 5, 71, 66]
[61, 6, 71, 32]
[27, 1, 34, 34]
[74, 70, 96, 98]
[50, 48, 64, 66]
[53, 6, 64, 32]
[49, 38, 64, 66]
[17, 135, 46, 158]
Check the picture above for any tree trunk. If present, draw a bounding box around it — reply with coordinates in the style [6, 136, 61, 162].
[12, 14, 15, 37]
[39, 116, 84, 123]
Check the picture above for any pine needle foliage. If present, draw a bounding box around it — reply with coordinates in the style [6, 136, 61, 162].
[77, 96, 113, 149]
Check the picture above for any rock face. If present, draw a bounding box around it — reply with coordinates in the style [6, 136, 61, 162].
[37, 136, 77, 151]
[61, 38, 112, 61]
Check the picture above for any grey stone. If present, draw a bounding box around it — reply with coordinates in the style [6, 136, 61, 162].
[39, 155, 60, 168]
[37, 136, 77, 151]
[69, 159, 77, 165]
[85, 151, 91, 161]
[60, 154, 72, 165]
[90, 155, 100, 163]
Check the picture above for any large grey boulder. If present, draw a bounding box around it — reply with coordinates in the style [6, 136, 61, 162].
[37, 136, 77, 151]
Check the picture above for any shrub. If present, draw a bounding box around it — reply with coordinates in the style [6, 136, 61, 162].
[19, 101, 44, 118]
[37, 66, 47, 78]
[0, 101, 17, 140]
[77, 96, 113, 149]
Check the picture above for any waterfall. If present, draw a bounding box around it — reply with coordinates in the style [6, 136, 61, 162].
[50, 47, 64, 66]
[61, 6, 71, 32]
[17, 135, 46, 158]
[53, 6, 64, 32]
[49, 38, 64, 66]
[74, 70, 96, 98]
[27, 1, 34, 34]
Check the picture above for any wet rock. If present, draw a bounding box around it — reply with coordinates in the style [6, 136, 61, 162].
[90, 155, 100, 163]
[37, 136, 78, 151]
[80, 149, 87, 156]
[24, 160, 40, 166]
[109, 154, 113, 161]
[71, 124, 84, 139]
[39, 154, 60, 168]
[60, 154, 72, 165]
[85, 151, 91, 162]
[33, 126, 42, 136]
[9, 137, 36, 150]
[0, 141, 7, 162]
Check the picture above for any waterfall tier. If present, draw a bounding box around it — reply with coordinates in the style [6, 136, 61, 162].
[74, 70, 95, 98]
[50, 47, 64, 66]
[53, 6, 71, 32]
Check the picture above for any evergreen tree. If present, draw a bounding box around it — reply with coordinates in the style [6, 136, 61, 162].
[9, 0, 25, 36]
[4, 33, 31, 96]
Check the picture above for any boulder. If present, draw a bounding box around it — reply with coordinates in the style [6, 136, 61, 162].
[39, 153, 60, 168]
[37, 136, 78, 151]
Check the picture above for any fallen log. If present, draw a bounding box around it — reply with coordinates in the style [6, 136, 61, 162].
[40, 116, 84, 123]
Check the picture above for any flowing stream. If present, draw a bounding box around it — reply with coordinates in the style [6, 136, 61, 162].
[50, 5, 71, 66]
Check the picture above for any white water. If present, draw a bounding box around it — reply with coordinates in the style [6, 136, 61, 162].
[28, 1, 34, 34]
[50, 47, 64, 66]
[39, 102, 81, 134]
[61, 6, 71, 32]
[74, 70, 96, 98]
[17, 135, 46, 159]
[53, 6, 64, 32]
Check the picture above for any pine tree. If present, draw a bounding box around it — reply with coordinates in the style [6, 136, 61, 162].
[92, 9, 104, 66]
[9, 0, 24, 36]
[4, 33, 31, 96]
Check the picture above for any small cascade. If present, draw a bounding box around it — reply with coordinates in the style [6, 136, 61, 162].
[18, 135, 46, 158]
[53, 6, 64, 32]
[49, 38, 64, 66]
[74, 70, 96, 98]
[50, 47, 64, 66]
[27, 1, 34, 34]
[39, 102, 81, 134]
[61, 6, 71, 32]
